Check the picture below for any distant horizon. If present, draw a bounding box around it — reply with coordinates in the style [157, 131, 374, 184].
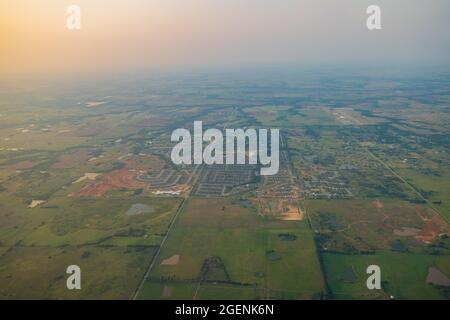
[2, 61, 450, 84]
[1, 0, 449, 77]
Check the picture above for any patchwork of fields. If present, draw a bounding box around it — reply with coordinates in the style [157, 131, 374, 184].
[0, 70, 449, 299]
[138, 198, 324, 300]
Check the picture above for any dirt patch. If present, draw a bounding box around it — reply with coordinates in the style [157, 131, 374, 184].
[416, 220, 440, 244]
[172, 184, 190, 194]
[258, 199, 305, 220]
[72, 173, 101, 184]
[161, 254, 180, 266]
[426, 267, 450, 286]
[393, 227, 421, 237]
[28, 200, 46, 208]
[372, 200, 384, 209]
[280, 205, 304, 221]
[414, 208, 448, 244]
[70, 168, 145, 197]
[69, 157, 163, 197]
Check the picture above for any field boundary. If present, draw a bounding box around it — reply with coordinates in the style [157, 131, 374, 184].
[132, 197, 187, 300]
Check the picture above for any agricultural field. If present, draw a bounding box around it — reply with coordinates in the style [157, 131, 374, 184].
[138, 198, 325, 299]
[307, 199, 450, 254]
[323, 252, 450, 300]
[0, 68, 449, 299]
[0, 246, 157, 299]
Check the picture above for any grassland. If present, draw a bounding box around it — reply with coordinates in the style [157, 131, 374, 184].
[323, 251, 450, 300]
[0, 246, 156, 299]
[138, 198, 325, 299]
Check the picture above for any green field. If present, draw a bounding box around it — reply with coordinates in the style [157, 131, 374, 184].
[323, 251, 450, 300]
[138, 198, 325, 299]
[0, 246, 157, 299]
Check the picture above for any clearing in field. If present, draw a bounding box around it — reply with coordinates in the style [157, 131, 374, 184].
[161, 254, 180, 266]
[280, 204, 304, 221]
[257, 198, 304, 221]
[72, 173, 101, 184]
[426, 267, 450, 286]
[28, 200, 46, 208]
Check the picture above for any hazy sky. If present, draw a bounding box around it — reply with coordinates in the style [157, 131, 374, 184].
[1, 0, 449, 75]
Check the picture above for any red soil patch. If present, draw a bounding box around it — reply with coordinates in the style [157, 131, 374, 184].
[69, 156, 161, 197]
[415, 220, 439, 244]
[414, 208, 448, 244]
[52, 150, 90, 169]
[70, 168, 146, 197]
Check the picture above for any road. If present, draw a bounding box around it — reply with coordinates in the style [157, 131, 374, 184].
[132, 197, 187, 300]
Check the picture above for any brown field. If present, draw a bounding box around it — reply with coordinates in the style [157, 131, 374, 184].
[70, 168, 145, 197]
[69, 156, 165, 197]
[280, 204, 305, 221]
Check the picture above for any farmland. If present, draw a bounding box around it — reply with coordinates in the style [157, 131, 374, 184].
[0, 68, 449, 299]
[138, 198, 325, 300]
